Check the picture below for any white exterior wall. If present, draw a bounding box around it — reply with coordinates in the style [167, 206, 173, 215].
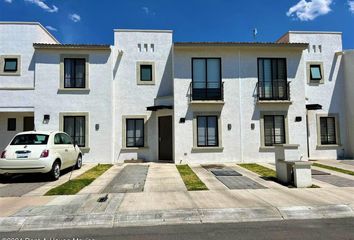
[173, 46, 307, 164]
[113, 30, 173, 162]
[287, 32, 347, 160]
[0, 23, 57, 151]
[344, 51, 354, 157]
[33, 49, 113, 163]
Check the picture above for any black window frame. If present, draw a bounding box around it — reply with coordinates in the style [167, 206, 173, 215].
[320, 117, 337, 145]
[309, 64, 322, 81]
[63, 116, 86, 147]
[263, 115, 286, 146]
[126, 118, 145, 148]
[257, 58, 288, 100]
[4, 58, 18, 72]
[196, 115, 219, 147]
[140, 64, 153, 81]
[63, 58, 86, 88]
[7, 118, 16, 131]
[191, 58, 222, 100]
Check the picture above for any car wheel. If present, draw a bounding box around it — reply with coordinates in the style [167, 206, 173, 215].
[50, 161, 61, 181]
[75, 155, 82, 169]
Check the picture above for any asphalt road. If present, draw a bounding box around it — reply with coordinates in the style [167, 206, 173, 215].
[1, 218, 354, 240]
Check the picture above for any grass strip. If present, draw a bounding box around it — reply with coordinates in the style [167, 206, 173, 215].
[45, 164, 112, 195]
[238, 163, 276, 178]
[313, 163, 354, 176]
[176, 165, 208, 191]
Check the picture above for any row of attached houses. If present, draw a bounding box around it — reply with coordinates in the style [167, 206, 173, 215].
[0, 22, 353, 164]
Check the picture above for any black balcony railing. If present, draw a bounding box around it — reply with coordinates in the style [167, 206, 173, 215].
[257, 80, 290, 101]
[189, 82, 224, 101]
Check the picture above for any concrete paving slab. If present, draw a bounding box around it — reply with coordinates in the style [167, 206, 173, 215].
[0, 216, 26, 232]
[0, 196, 55, 217]
[189, 190, 271, 209]
[102, 165, 148, 193]
[91, 193, 125, 214]
[190, 165, 229, 190]
[313, 175, 354, 187]
[144, 164, 186, 192]
[118, 191, 196, 212]
[216, 176, 267, 190]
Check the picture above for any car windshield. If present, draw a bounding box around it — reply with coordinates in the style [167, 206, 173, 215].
[10, 134, 49, 145]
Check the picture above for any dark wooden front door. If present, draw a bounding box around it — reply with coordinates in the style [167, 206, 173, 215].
[158, 116, 173, 161]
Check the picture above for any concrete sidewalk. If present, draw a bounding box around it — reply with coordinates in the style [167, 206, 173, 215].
[1, 162, 354, 232]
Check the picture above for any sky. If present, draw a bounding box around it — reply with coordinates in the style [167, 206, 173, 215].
[0, 0, 353, 49]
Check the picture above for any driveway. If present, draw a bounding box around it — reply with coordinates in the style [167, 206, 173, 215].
[0, 168, 74, 197]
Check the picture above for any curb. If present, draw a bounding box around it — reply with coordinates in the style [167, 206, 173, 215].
[0, 204, 353, 232]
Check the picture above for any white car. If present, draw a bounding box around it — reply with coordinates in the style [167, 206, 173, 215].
[0, 131, 82, 180]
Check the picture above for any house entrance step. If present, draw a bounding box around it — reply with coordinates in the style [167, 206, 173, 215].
[102, 165, 149, 193]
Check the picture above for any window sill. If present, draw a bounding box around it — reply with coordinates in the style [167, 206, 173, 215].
[121, 146, 149, 151]
[191, 146, 224, 153]
[0, 72, 21, 76]
[316, 144, 342, 150]
[259, 146, 276, 152]
[189, 100, 225, 105]
[257, 100, 292, 105]
[58, 88, 90, 94]
[137, 82, 155, 85]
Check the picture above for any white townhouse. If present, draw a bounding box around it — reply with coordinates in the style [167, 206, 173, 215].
[0, 22, 352, 164]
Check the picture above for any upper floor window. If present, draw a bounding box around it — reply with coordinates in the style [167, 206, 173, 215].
[257, 58, 288, 100]
[192, 58, 222, 100]
[4, 58, 18, 72]
[307, 62, 324, 84]
[140, 64, 153, 81]
[64, 58, 86, 88]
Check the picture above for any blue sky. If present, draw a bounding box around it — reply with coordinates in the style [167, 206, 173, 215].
[0, 0, 353, 48]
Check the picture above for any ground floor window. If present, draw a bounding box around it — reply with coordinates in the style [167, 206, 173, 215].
[320, 117, 337, 145]
[7, 118, 16, 131]
[264, 115, 285, 146]
[126, 118, 144, 147]
[63, 116, 86, 147]
[197, 116, 218, 147]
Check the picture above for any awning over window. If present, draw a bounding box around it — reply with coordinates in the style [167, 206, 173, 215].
[306, 104, 322, 110]
[146, 105, 173, 111]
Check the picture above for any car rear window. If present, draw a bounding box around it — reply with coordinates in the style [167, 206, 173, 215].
[10, 134, 49, 145]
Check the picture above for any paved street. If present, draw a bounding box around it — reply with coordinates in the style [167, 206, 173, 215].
[1, 218, 354, 240]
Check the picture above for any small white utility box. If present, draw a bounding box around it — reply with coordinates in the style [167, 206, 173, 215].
[274, 144, 300, 184]
[274, 144, 312, 188]
[292, 161, 312, 188]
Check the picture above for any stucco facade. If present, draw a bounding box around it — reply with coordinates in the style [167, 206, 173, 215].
[0, 22, 353, 164]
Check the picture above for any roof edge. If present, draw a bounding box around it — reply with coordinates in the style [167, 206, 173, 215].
[114, 29, 173, 33]
[33, 43, 111, 50]
[0, 21, 60, 44]
[174, 42, 308, 49]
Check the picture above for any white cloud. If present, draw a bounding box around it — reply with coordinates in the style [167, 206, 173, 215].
[69, 13, 81, 22]
[349, 1, 354, 13]
[287, 0, 332, 21]
[24, 0, 58, 13]
[3, 0, 13, 3]
[45, 25, 57, 31]
[141, 6, 156, 16]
